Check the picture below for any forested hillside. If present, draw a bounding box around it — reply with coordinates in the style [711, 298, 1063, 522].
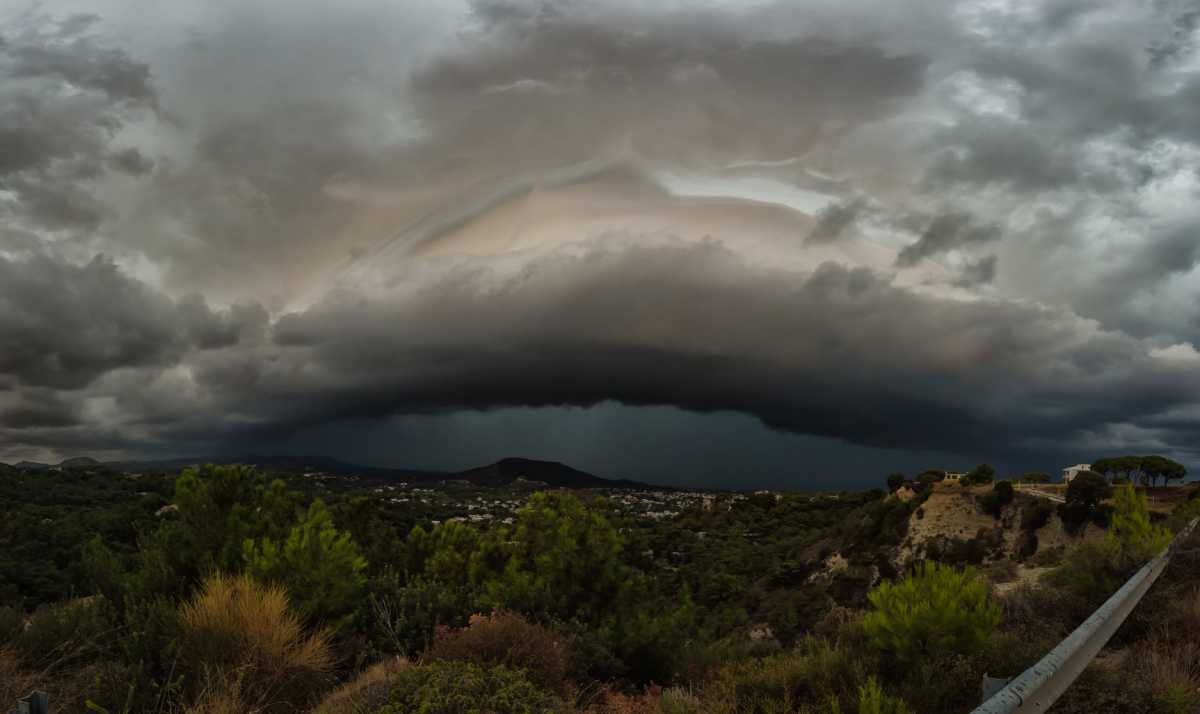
[2, 465, 1199, 713]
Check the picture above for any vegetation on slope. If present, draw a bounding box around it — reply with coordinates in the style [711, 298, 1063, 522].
[0, 464, 1197, 712]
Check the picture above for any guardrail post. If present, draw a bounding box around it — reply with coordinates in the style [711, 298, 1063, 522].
[7, 691, 49, 714]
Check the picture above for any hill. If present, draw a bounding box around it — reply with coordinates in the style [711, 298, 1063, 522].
[453, 457, 653, 489]
[59, 456, 101, 470]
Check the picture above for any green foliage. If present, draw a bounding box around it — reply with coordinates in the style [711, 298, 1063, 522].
[1019, 472, 1051, 483]
[962, 464, 995, 486]
[367, 575, 477, 657]
[849, 497, 915, 549]
[1093, 455, 1187, 487]
[702, 637, 872, 713]
[924, 528, 1002, 566]
[856, 677, 913, 714]
[380, 660, 565, 714]
[171, 465, 300, 578]
[1046, 540, 1129, 599]
[0, 467, 168, 609]
[1167, 494, 1200, 532]
[1020, 500, 1055, 531]
[5, 596, 114, 672]
[483, 492, 629, 624]
[863, 562, 999, 665]
[978, 481, 1014, 518]
[405, 520, 485, 586]
[244, 499, 368, 629]
[1047, 485, 1169, 604]
[1060, 471, 1112, 533]
[1107, 483, 1172, 564]
[1140, 455, 1187, 487]
[886, 474, 906, 492]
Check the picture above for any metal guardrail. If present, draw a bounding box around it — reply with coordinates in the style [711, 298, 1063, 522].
[973, 517, 1199, 713]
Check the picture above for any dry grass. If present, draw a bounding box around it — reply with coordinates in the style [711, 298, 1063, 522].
[1145, 641, 1200, 714]
[179, 573, 334, 713]
[584, 684, 663, 714]
[312, 658, 409, 714]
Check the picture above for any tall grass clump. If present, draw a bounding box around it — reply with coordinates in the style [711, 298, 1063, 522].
[179, 573, 334, 712]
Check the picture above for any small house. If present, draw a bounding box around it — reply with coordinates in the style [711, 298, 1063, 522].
[1061, 464, 1091, 483]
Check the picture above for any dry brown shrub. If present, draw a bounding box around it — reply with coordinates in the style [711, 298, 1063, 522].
[185, 682, 260, 714]
[179, 573, 334, 712]
[312, 658, 410, 714]
[1145, 641, 1200, 714]
[811, 606, 864, 643]
[423, 611, 573, 696]
[1175, 588, 1200, 643]
[0, 648, 38, 704]
[585, 684, 662, 714]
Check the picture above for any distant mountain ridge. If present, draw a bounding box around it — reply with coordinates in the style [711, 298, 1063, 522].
[0, 453, 658, 489]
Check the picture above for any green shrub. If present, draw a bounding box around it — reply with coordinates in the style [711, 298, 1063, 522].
[367, 575, 477, 657]
[1059, 472, 1112, 533]
[978, 482, 1013, 518]
[703, 637, 870, 713]
[1108, 483, 1172, 563]
[856, 677, 912, 714]
[863, 562, 999, 666]
[8, 597, 113, 672]
[1046, 540, 1129, 600]
[380, 660, 565, 713]
[244, 499, 367, 630]
[962, 464, 995, 487]
[1168, 496, 1200, 532]
[1026, 545, 1064, 568]
[1020, 501, 1055, 531]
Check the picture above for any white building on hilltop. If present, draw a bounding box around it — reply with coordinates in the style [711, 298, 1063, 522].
[1061, 464, 1092, 483]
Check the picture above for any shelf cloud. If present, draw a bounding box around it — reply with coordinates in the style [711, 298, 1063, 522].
[3, 0, 1200, 480]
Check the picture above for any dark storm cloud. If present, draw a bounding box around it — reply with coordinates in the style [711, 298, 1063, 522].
[895, 213, 1001, 267]
[956, 254, 998, 287]
[178, 295, 270, 351]
[0, 253, 262, 396]
[0, 390, 79, 429]
[806, 199, 868, 244]
[237, 239, 1200, 455]
[107, 147, 153, 175]
[409, 2, 930, 167]
[0, 12, 157, 234]
[927, 118, 1084, 191]
[0, 254, 181, 389]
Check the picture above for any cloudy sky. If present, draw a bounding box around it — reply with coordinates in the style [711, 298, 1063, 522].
[2, 0, 1199, 488]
